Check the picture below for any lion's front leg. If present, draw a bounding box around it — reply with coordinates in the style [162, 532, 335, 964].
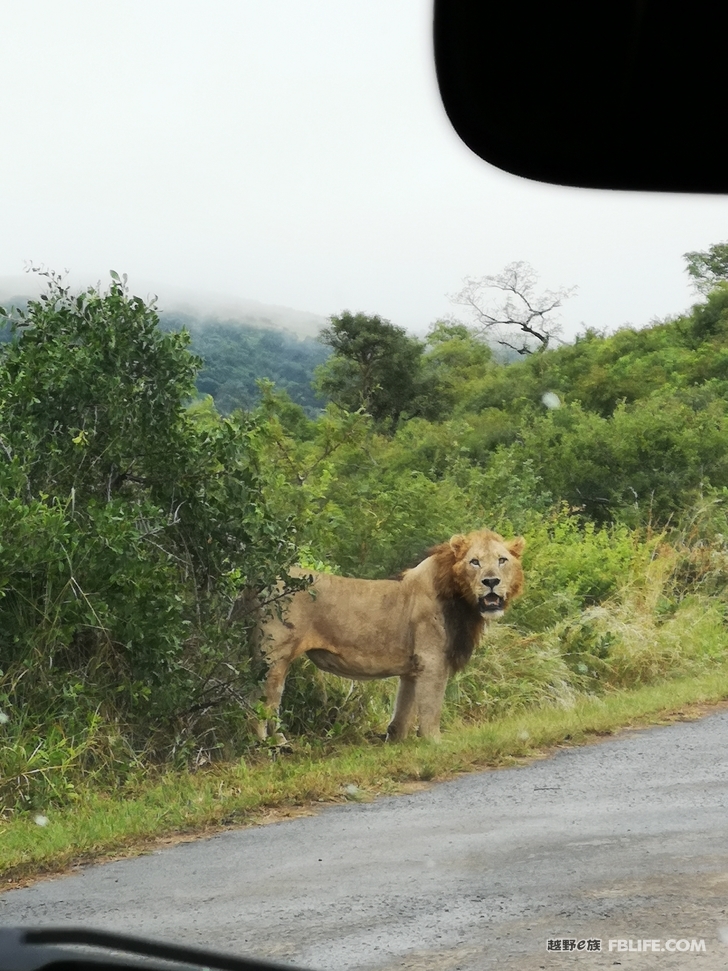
[386, 676, 417, 741]
[414, 663, 450, 742]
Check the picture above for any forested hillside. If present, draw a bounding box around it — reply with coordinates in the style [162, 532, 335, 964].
[161, 312, 330, 415]
[1, 302, 330, 414]
[2, 248, 728, 816]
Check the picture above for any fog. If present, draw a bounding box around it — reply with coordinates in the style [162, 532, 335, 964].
[2, 1, 727, 339]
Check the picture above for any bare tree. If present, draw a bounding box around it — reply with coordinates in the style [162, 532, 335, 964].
[451, 261, 576, 355]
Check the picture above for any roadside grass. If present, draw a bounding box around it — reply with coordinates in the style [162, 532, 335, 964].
[3, 663, 728, 889]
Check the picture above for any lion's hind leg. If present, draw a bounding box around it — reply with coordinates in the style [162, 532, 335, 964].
[257, 657, 291, 747]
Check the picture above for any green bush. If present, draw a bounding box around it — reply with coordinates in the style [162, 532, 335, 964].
[0, 274, 301, 812]
[507, 395, 728, 525]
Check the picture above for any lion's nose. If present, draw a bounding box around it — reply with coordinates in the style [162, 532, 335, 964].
[482, 577, 500, 591]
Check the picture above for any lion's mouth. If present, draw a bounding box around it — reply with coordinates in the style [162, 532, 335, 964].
[478, 593, 504, 615]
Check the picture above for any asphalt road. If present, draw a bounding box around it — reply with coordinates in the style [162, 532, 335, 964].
[3, 711, 728, 971]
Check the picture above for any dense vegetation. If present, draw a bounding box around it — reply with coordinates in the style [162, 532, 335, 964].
[2, 249, 728, 816]
[0, 273, 305, 812]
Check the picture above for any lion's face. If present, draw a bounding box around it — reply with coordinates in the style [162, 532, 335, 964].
[449, 530, 525, 618]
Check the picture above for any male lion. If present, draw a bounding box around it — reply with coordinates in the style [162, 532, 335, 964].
[254, 529, 525, 743]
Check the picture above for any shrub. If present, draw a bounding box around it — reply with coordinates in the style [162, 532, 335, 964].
[0, 273, 300, 812]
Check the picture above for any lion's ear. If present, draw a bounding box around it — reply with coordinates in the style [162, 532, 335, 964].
[449, 533, 467, 556]
[507, 536, 526, 558]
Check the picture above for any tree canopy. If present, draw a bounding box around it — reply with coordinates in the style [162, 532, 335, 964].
[684, 241, 728, 295]
[315, 311, 432, 428]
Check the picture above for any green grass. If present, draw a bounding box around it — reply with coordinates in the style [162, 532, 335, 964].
[3, 664, 728, 889]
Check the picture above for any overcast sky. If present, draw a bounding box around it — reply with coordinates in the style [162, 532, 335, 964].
[2, 1, 728, 339]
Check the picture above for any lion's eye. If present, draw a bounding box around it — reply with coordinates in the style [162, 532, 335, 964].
[498, 556, 508, 566]
[470, 558, 480, 567]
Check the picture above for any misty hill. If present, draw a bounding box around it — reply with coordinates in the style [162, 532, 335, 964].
[1, 278, 331, 414]
[0, 307, 329, 414]
[161, 312, 330, 415]
[153, 284, 328, 340]
[1, 275, 329, 337]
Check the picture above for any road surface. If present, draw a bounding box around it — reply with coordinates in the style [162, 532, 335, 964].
[2, 711, 728, 970]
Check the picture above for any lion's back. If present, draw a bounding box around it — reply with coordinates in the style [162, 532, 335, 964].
[286, 571, 414, 634]
[262, 569, 434, 676]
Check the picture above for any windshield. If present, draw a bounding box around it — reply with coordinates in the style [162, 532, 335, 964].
[2, 4, 728, 970]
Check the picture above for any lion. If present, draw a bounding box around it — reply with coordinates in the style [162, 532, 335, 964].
[252, 529, 525, 743]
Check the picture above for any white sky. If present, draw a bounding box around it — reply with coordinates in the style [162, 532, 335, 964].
[2, 0, 728, 339]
